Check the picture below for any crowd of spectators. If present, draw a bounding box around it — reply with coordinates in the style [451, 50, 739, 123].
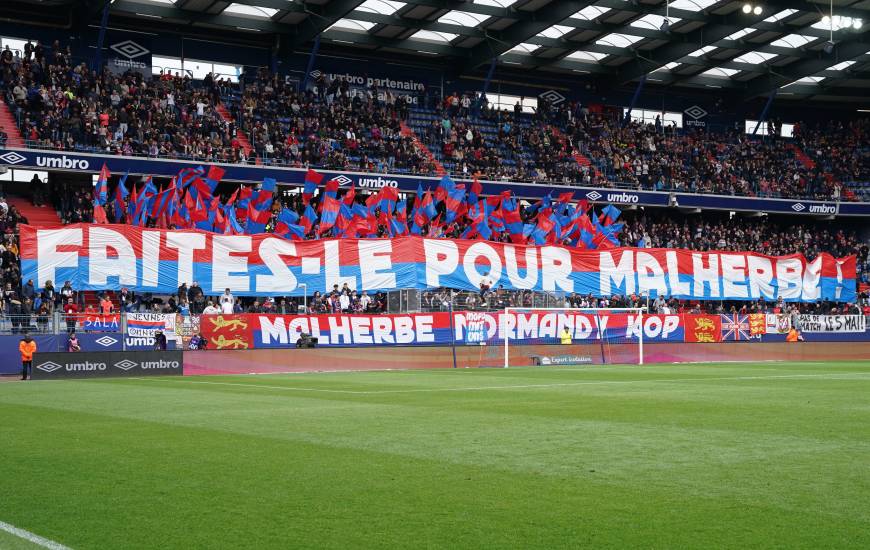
[1, 42, 869, 329]
[619, 212, 866, 260]
[415, 91, 869, 201]
[430, 100, 867, 200]
[1, 40, 241, 162]
[232, 69, 433, 174]
[0, 195, 36, 331]
[2, 41, 869, 203]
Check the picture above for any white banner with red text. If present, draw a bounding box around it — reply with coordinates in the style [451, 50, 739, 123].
[20, 224, 856, 302]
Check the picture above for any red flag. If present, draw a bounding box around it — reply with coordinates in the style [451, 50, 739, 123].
[347, 217, 368, 238]
[593, 232, 616, 250]
[343, 183, 356, 206]
[247, 202, 272, 224]
[378, 185, 399, 203]
[535, 213, 555, 234]
[92, 205, 108, 224]
[427, 214, 442, 237]
[226, 187, 240, 206]
[213, 207, 226, 233]
[470, 177, 482, 199]
[190, 194, 209, 222]
[207, 165, 225, 183]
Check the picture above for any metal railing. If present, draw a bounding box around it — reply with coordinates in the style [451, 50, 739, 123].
[0, 313, 120, 335]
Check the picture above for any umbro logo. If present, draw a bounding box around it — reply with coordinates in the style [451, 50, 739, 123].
[684, 105, 708, 120]
[585, 191, 602, 201]
[36, 361, 64, 373]
[113, 360, 138, 371]
[95, 336, 118, 347]
[332, 175, 353, 186]
[0, 151, 26, 165]
[538, 90, 566, 106]
[110, 40, 150, 60]
[791, 203, 806, 212]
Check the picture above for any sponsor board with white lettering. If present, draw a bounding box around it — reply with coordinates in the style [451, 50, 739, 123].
[31, 351, 183, 379]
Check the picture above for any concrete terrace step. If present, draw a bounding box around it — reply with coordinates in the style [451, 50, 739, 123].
[0, 103, 24, 148]
[6, 194, 60, 227]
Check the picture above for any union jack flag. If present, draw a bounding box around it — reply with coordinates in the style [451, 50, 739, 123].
[720, 314, 752, 341]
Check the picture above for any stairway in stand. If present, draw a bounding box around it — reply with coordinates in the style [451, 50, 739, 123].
[400, 121, 446, 176]
[548, 125, 598, 176]
[784, 142, 852, 198]
[0, 102, 24, 148]
[6, 195, 61, 226]
[786, 142, 816, 170]
[215, 103, 259, 165]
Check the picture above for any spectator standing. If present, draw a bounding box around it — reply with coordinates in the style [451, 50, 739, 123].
[153, 330, 168, 351]
[219, 288, 235, 314]
[63, 297, 78, 333]
[19, 333, 36, 380]
[100, 295, 114, 315]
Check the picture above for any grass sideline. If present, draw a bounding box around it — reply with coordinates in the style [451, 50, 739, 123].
[2, 361, 869, 549]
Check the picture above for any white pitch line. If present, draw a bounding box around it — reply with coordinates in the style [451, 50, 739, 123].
[0, 520, 71, 550]
[133, 372, 870, 396]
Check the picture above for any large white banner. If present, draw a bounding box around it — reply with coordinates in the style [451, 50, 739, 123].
[797, 314, 866, 333]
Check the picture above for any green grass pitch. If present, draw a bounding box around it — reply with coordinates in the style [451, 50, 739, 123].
[2, 361, 870, 549]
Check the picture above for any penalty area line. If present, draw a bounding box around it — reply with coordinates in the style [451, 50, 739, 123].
[0, 520, 72, 550]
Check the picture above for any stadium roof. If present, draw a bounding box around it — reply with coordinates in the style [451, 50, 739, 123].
[19, 0, 870, 103]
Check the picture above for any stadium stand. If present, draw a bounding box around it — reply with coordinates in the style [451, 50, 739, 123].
[2, 41, 868, 202]
[0, 9, 868, 326]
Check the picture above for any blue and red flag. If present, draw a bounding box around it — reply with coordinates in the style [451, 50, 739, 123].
[318, 195, 341, 235]
[500, 196, 525, 244]
[280, 223, 306, 241]
[112, 173, 129, 223]
[207, 165, 225, 184]
[303, 169, 323, 205]
[274, 208, 299, 235]
[343, 182, 356, 206]
[324, 178, 340, 200]
[261, 177, 277, 194]
[94, 163, 110, 206]
[469, 176, 483, 205]
[375, 185, 399, 215]
[300, 204, 318, 234]
[177, 167, 204, 190]
[224, 205, 245, 235]
[434, 175, 455, 203]
[149, 182, 176, 220]
[599, 204, 622, 226]
[443, 187, 466, 223]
